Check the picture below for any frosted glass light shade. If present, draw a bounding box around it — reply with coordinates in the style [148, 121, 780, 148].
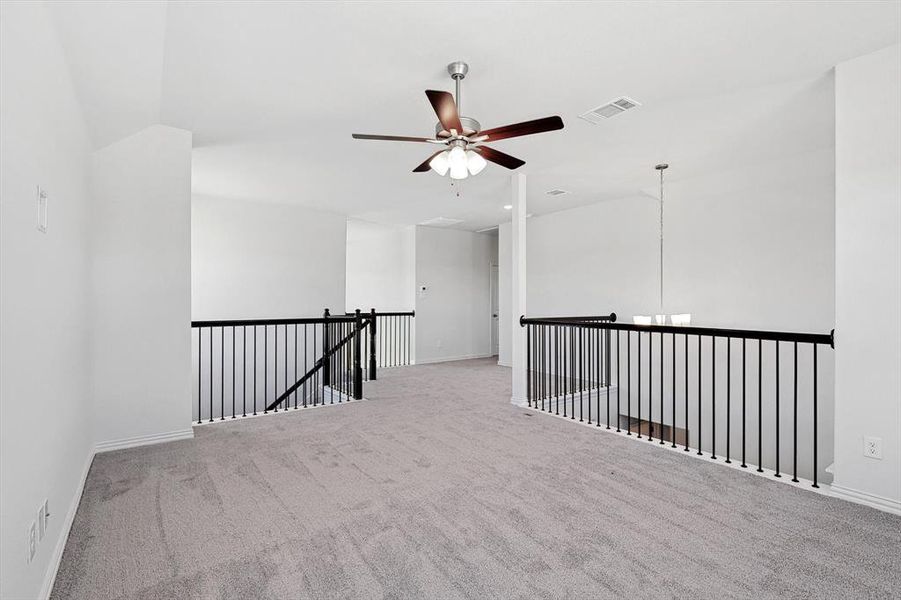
[655, 314, 666, 325]
[633, 315, 652, 325]
[448, 146, 468, 179]
[429, 151, 450, 176]
[466, 150, 487, 175]
[671, 313, 692, 326]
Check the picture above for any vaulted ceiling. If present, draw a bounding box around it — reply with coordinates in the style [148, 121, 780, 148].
[49, 1, 899, 230]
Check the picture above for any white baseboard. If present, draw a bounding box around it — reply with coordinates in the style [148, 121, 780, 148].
[416, 353, 495, 365]
[830, 484, 901, 515]
[39, 447, 95, 600]
[94, 428, 194, 453]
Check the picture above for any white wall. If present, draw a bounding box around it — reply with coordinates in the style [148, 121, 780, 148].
[192, 196, 346, 319]
[498, 223, 512, 367]
[91, 125, 194, 446]
[833, 44, 901, 511]
[345, 219, 415, 313]
[415, 227, 498, 363]
[0, 3, 94, 598]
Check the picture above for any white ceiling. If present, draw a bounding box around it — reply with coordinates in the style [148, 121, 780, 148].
[49, 1, 899, 231]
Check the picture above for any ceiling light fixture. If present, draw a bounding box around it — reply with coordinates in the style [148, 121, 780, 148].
[352, 62, 564, 180]
[503, 204, 512, 210]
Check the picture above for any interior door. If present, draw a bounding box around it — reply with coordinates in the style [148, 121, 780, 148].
[490, 264, 499, 355]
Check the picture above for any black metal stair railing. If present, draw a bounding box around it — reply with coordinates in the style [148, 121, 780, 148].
[191, 308, 415, 424]
[520, 314, 834, 487]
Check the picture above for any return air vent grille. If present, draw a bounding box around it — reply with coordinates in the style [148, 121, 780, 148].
[579, 96, 641, 124]
[418, 217, 464, 228]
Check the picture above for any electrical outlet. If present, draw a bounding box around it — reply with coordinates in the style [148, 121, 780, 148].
[863, 436, 883, 459]
[27, 522, 36, 563]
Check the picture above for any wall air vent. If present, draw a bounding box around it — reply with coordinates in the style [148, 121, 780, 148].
[418, 217, 464, 228]
[579, 96, 641, 124]
[546, 189, 570, 196]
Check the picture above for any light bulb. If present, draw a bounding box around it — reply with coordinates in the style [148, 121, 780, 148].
[429, 150, 449, 176]
[466, 150, 487, 175]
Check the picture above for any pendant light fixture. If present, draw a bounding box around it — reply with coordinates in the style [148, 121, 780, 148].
[655, 163, 668, 325]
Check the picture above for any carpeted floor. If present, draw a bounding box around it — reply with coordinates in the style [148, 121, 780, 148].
[51, 358, 900, 599]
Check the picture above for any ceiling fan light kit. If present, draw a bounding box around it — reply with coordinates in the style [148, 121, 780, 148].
[352, 62, 564, 180]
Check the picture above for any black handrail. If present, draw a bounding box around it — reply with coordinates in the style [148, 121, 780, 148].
[523, 313, 616, 323]
[520, 316, 833, 347]
[192, 315, 355, 328]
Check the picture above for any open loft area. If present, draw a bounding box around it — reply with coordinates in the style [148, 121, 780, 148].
[1, 1, 899, 599]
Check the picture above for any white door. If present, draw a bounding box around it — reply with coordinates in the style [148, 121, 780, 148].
[490, 264, 499, 355]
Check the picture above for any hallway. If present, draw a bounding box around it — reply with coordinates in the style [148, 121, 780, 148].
[52, 359, 900, 599]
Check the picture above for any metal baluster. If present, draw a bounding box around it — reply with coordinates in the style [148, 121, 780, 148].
[579, 327, 584, 422]
[757, 340, 763, 473]
[741, 338, 747, 467]
[637, 332, 642, 438]
[775, 341, 781, 477]
[659, 332, 664, 445]
[616, 330, 621, 432]
[792, 341, 798, 482]
[627, 332, 631, 435]
[243, 326, 247, 417]
[711, 337, 716, 459]
[648, 332, 653, 442]
[197, 328, 202, 424]
[264, 325, 269, 413]
[684, 334, 689, 452]
[232, 327, 236, 419]
[253, 327, 257, 415]
[725, 337, 731, 463]
[604, 328, 610, 429]
[671, 333, 676, 448]
[209, 326, 213, 423]
[555, 326, 560, 416]
[697, 335, 702, 455]
[526, 325, 532, 408]
[812, 344, 819, 488]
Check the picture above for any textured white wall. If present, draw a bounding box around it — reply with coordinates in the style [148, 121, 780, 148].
[345, 219, 415, 314]
[833, 44, 901, 510]
[90, 125, 194, 446]
[192, 196, 346, 319]
[415, 227, 498, 364]
[0, 4, 94, 598]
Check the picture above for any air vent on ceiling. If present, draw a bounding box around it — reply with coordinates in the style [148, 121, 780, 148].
[546, 189, 570, 196]
[579, 96, 641, 124]
[418, 217, 464, 228]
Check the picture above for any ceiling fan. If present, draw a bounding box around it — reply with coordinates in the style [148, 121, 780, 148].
[352, 61, 564, 180]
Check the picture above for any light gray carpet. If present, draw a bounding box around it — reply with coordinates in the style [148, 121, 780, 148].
[51, 358, 900, 599]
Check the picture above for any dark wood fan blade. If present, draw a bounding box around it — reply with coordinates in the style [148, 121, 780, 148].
[475, 145, 525, 170]
[413, 150, 445, 172]
[476, 116, 564, 142]
[425, 90, 463, 133]
[352, 133, 434, 142]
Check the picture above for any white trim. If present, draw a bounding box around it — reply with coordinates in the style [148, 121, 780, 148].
[525, 401, 834, 499]
[94, 428, 194, 453]
[38, 448, 95, 600]
[192, 389, 368, 426]
[415, 353, 494, 365]
[830, 484, 901, 515]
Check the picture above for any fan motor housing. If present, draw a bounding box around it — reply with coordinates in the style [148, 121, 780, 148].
[436, 116, 481, 139]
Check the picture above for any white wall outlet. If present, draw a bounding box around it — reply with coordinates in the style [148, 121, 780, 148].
[27, 522, 36, 563]
[36, 186, 48, 233]
[863, 436, 883, 459]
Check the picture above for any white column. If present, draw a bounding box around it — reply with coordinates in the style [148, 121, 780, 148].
[511, 173, 528, 405]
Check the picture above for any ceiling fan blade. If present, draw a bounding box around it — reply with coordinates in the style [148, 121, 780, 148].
[475, 145, 525, 170]
[476, 116, 564, 142]
[413, 150, 444, 172]
[425, 90, 463, 133]
[352, 133, 435, 142]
